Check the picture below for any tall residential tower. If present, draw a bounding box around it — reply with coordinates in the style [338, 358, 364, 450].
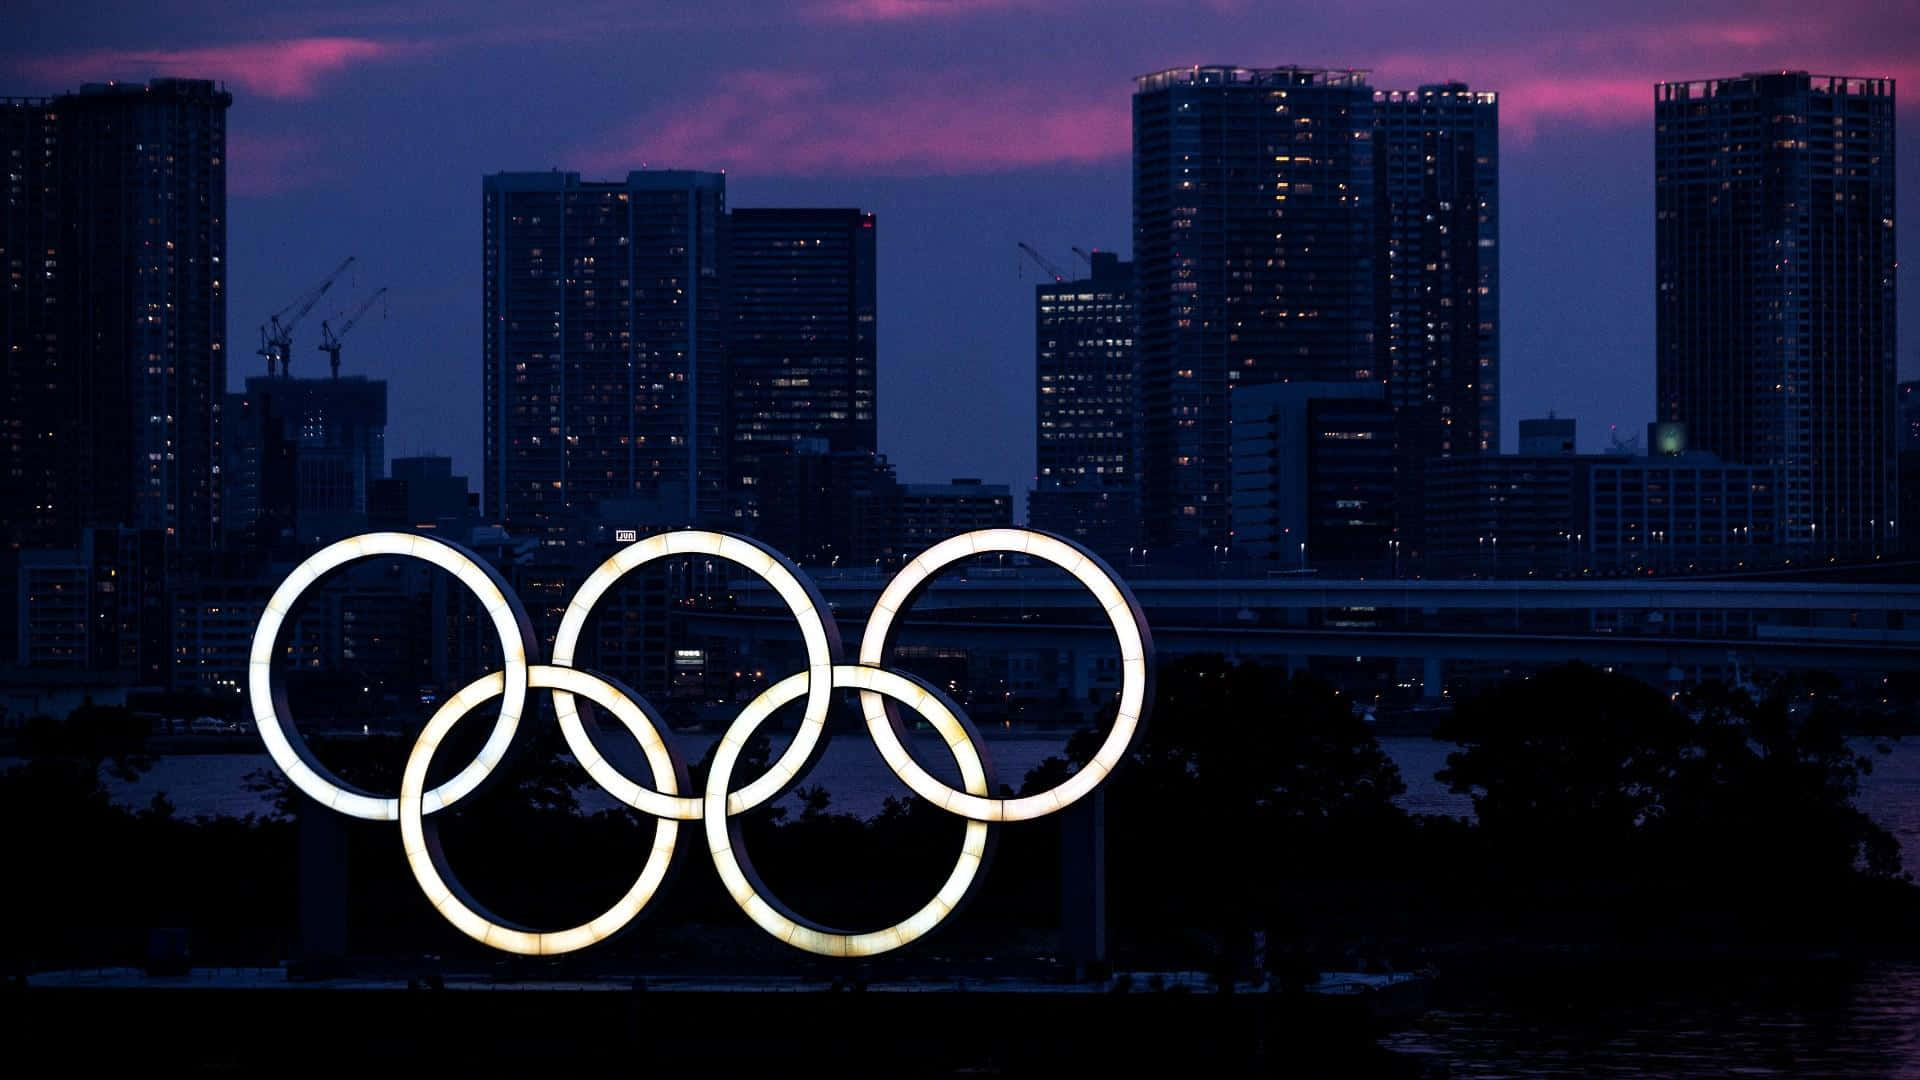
[2, 79, 231, 553]
[482, 171, 728, 538]
[726, 207, 877, 533]
[1133, 66, 1381, 552]
[1654, 72, 1897, 553]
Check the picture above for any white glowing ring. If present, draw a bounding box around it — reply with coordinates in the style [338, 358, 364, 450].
[398, 665, 685, 956]
[247, 531, 534, 821]
[252, 526, 1153, 958]
[551, 530, 841, 820]
[705, 665, 993, 957]
[858, 528, 1152, 822]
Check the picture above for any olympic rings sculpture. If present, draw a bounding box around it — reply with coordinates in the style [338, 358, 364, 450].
[248, 528, 1153, 957]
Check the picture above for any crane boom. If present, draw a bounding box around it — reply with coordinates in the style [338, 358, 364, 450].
[1016, 242, 1069, 283]
[258, 255, 356, 376]
[1071, 246, 1096, 268]
[317, 287, 388, 379]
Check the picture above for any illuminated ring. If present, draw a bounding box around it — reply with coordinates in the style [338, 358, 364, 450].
[858, 528, 1153, 822]
[551, 530, 842, 821]
[705, 665, 993, 957]
[398, 664, 686, 956]
[247, 532, 535, 821]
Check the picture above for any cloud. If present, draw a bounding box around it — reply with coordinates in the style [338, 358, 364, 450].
[1370, 18, 1917, 139]
[579, 70, 1127, 176]
[22, 36, 411, 101]
[808, 0, 1032, 23]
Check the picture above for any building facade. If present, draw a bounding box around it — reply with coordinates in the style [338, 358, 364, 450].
[2, 79, 231, 554]
[726, 207, 877, 535]
[895, 479, 1013, 551]
[482, 171, 728, 541]
[1654, 72, 1897, 556]
[369, 456, 478, 536]
[1424, 445, 1784, 576]
[1375, 84, 1500, 460]
[1230, 381, 1396, 572]
[1133, 66, 1381, 552]
[15, 528, 166, 679]
[224, 374, 387, 547]
[1029, 250, 1137, 557]
[1587, 454, 1781, 572]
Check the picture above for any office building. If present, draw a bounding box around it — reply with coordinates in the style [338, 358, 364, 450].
[369, 456, 478, 537]
[1655, 72, 1897, 555]
[1587, 453, 1781, 572]
[1230, 382, 1396, 572]
[727, 208, 877, 533]
[1424, 455, 1587, 576]
[749, 440, 899, 566]
[895, 478, 1013, 550]
[2, 78, 231, 553]
[1133, 66, 1380, 552]
[225, 374, 387, 546]
[482, 170, 728, 540]
[1029, 250, 1137, 557]
[1424, 429, 1784, 576]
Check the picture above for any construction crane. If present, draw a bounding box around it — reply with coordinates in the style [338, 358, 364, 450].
[1071, 246, 1097, 268]
[316, 287, 388, 379]
[1016, 242, 1069, 283]
[258, 256, 355, 376]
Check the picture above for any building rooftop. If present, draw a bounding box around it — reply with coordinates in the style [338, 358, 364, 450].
[1135, 65, 1370, 93]
[1656, 72, 1894, 99]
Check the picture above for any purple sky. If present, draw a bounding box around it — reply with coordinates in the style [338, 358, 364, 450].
[12, 0, 1918, 512]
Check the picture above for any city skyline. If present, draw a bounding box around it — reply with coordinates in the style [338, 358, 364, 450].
[11, 2, 1917, 511]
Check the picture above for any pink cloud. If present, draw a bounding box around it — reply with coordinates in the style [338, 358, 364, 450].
[580, 70, 1127, 176]
[1373, 18, 1916, 139]
[23, 36, 409, 101]
[810, 0, 1031, 22]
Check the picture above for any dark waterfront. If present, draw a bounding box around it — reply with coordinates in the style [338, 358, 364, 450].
[19, 731, 1920, 1076]
[70, 734, 1920, 878]
[1384, 959, 1920, 1078]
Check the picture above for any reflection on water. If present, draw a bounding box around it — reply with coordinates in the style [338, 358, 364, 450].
[1383, 960, 1920, 1078]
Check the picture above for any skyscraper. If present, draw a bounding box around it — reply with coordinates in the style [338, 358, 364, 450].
[1655, 72, 1897, 554]
[726, 207, 877, 531]
[1375, 83, 1499, 459]
[1029, 250, 1136, 557]
[2, 78, 231, 552]
[1133, 66, 1380, 552]
[482, 170, 728, 539]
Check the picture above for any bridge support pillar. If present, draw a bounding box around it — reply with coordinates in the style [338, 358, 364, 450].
[1422, 656, 1444, 703]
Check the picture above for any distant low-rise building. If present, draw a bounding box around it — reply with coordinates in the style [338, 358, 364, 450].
[15, 528, 166, 680]
[368, 456, 479, 538]
[895, 479, 1013, 553]
[1422, 422, 1783, 576]
[1230, 382, 1396, 573]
